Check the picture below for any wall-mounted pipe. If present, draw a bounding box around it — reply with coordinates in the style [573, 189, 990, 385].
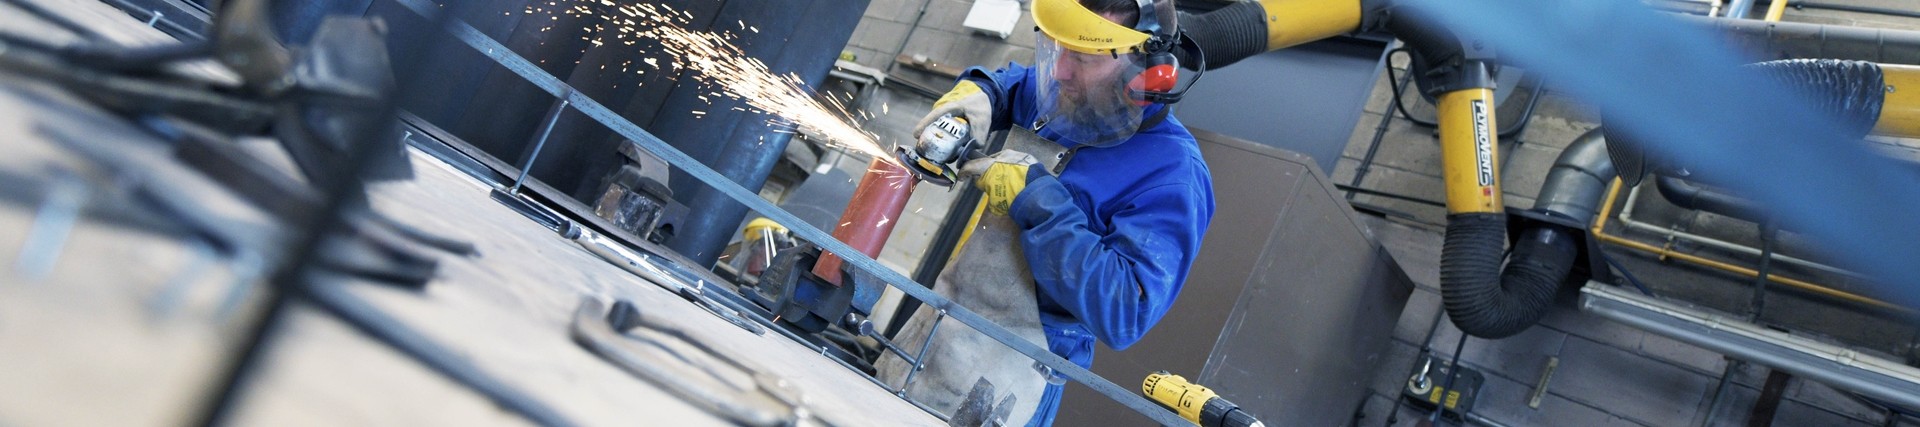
[1591, 178, 1911, 314]
[1653, 174, 1770, 225]
[1617, 181, 1863, 281]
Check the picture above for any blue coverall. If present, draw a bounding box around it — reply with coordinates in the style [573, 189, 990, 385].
[960, 63, 1216, 426]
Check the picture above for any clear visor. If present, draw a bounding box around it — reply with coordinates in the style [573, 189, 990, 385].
[1034, 34, 1147, 148]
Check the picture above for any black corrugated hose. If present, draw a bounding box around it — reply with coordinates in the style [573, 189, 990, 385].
[1744, 59, 1886, 138]
[1457, 59, 1886, 339]
[1441, 214, 1579, 339]
[1607, 59, 1885, 184]
[1174, 1, 1268, 70]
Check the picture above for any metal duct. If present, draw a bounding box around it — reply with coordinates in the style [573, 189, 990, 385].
[1534, 128, 1616, 224]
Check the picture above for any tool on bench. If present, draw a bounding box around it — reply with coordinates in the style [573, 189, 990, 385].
[571, 297, 827, 426]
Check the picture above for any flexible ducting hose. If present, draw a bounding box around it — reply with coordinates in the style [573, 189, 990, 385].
[1746, 59, 1886, 138]
[1454, 60, 1883, 339]
[1442, 213, 1580, 339]
[1607, 59, 1886, 187]
[1174, 1, 1269, 70]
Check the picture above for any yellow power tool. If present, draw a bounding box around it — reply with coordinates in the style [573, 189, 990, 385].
[1142, 371, 1264, 427]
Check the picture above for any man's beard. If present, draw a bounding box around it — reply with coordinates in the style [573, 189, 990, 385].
[1053, 84, 1138, 143]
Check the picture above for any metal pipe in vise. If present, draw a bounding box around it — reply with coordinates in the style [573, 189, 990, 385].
[812, 158, 917, 285]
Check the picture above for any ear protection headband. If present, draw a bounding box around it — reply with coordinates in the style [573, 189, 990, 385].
[1124, 0, 1179, 106]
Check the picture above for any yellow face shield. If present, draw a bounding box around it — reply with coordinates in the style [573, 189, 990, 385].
[1032, 0, 1151, 55]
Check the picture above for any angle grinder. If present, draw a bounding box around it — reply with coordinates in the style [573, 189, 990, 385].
[897, 113, 978, 186]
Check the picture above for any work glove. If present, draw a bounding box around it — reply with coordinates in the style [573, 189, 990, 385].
[914, 80, 994, 144]
[960, 149, 1042, 216]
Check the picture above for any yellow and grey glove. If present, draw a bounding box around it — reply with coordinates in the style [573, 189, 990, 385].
[914, 80, 994, 143]
[960, 149, 1041, 216]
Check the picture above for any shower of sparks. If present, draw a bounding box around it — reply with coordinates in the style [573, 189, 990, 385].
[525, 1, 896, 164]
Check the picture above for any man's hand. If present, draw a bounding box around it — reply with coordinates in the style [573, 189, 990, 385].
[960, 150, 1041, 216]
[914, 81, 993, 143]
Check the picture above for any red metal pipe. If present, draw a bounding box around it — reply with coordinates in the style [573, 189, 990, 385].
[812, 158, 917, 285]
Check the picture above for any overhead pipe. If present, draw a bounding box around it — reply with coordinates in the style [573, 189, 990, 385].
[1724, 0, 1758, 19]
[1787, 1, 1920, 20]
[1763, 0, 1788, 22]
[1616, 181, 1866, 281]
[1577, 124, 1911, 316]
[1689, 16, 1920, 65]
[1653, 174, 1771, 225]
[1592, 178, 1912, 314]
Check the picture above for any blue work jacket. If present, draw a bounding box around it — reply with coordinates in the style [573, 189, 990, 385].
[961, 63, 1216, 426]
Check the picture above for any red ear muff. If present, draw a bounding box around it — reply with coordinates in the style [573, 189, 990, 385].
[1127, 52, 1178, 106]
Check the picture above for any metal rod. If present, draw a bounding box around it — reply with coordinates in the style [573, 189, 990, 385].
[1431, 333, 1470, 423]
[1699, 360, 1740, 427]
[1725, 0, 1757, 18]
[1336, 184, 1447, 208]
[1749, 369, 1792, 425]
[147, 238, 220, 317]
[215, 252, 265, 321]
[899, 309, 945, 394]
[308, 282, 578, 426]
[14, 170, 87, 281]
[1351, 44, 1408, 201]
[1749, 221, 1777, 322]
[512, 97, 570, 195]
[869, 328, 919, 362]
[1527, 356, 1558, 409]
[194, 278, 293, 427]
[1763, 0, 1788, 21]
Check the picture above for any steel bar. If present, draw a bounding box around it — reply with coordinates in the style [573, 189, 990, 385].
[1582, 283, 1920, 411]
[512, 97, 569, 195]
